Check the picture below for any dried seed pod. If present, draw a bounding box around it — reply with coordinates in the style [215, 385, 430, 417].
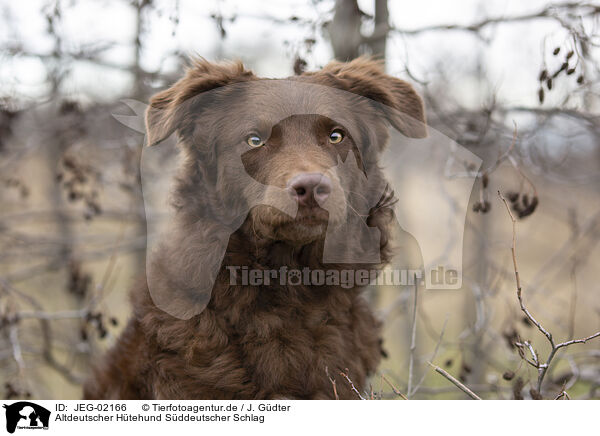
[59, 100, 81, 115]
[553, 47, 560, 55]
[502, 371, 515, 381]
[507, 192, 519, 203]
[546, 78, 553, 90]
[462, 363, 472, 374]
[538, 88, 545, 103]
[293, 57, 307, 75]
[577, 75, 584, 84]
[444, 359, 453, 367]
[482, 173, 489, 188]
[110, 317, 118, 326]
[87, 312, 101, 323]
[480, 200, 491, 213]
[518, 196, 539, 219]
[62, 156, 77, 170]
[538, 69, 548, 81]
[566, 50, 574, 59]
[503, 328, 521, 350]
[567, 68, 575, 75]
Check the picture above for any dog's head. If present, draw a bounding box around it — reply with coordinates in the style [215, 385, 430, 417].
[146, 57, 426, 246]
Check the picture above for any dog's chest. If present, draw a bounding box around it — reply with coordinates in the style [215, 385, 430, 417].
[232, 302, 356, 396]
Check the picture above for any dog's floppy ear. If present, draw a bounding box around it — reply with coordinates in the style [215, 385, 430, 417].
[310, 57, 427, 138]
[145, 58, 255, 146]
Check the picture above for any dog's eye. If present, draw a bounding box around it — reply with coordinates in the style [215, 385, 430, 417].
[246, 135, 265, 148]
[329, 129, 344, 144]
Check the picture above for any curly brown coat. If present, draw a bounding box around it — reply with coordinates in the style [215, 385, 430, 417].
[83, 57, 425, 400]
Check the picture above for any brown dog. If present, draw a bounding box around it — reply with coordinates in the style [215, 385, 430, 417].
[83, 57, 426, 400]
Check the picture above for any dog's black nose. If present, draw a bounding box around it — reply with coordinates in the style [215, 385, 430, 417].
[287, 173, 332, 206]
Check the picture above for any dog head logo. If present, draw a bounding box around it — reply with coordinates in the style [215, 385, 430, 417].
[114, 59, 481, 319]
[3, 402, 50, 433]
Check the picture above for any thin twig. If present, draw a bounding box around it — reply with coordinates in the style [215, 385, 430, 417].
[325, 366, 339, 400]
[410, 315, 449, 397]
[427, 362, 482, 400]
[389, 2, 600, 36]
[498, 192, 554, 345]
[407, 275, 419, 398]
[515, 340, 539, 368]
[555, 332, 600, 350]
[8, 324, 25, 372]
[340, 369, 366, 400]
[17, 309, 89, 321]
[381, 374, 408, 400]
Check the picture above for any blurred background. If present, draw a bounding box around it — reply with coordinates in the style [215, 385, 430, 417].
[0, 0, 599, 399]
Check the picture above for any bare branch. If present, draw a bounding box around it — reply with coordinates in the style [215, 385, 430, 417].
[427, 362, 482, 400]
[390, 3, 600, 36]
[339, 369, 366, 400]
[381, 374, 407, 400]
[325, 366, 339, 400]
[407, 276, 419, 398]
[498, 191, 600, 393]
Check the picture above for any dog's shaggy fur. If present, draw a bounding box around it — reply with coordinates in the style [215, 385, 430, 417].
[83, 58, 425, 400]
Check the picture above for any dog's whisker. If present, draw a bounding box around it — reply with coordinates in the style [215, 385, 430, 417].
[349, 204, 369, 219]
[341, 187, 371, 206]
